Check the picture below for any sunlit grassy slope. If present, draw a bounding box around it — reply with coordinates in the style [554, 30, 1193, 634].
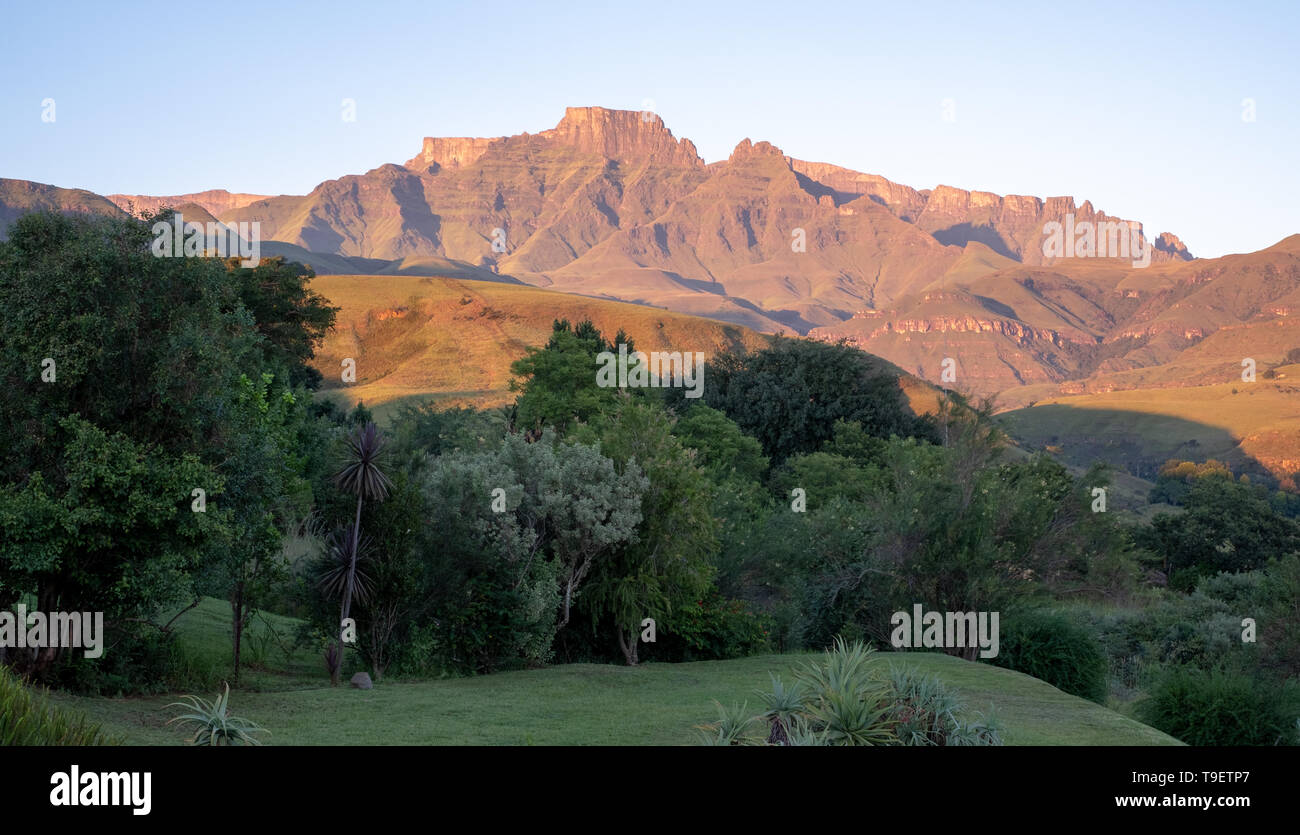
[308, 274, 772, 417]
[1000, 373, 1300, 489]
[307, 273, 942, 423]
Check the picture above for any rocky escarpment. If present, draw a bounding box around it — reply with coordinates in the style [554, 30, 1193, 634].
[406, 106, 705, 173]
[851, 310, 1073, 348]
[405, 136, 500, 172]
[106, 189, 269, 217]
[537, 106, 704, 167]
[913, 187, 1191, 267]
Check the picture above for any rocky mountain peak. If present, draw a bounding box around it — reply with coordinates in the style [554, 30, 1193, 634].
[1155, 231, 1193, 259]
[405, 136, 501, 172]
[728, 138, 786, 162]
[537, 106, 703, 166]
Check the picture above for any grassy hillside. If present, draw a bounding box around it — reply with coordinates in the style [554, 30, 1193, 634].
[308, 273, 944, 425]
[44, 600, 1178, 746]
[309, 274, 773, 418]
[999, 377, 1300, 488]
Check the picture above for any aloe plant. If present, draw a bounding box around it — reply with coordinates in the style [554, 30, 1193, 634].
[757, 674, 806, 744]
[166, 683, 267, 746]
[694, 699, 757, 745]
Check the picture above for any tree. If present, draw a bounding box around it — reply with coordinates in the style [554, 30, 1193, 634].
[224, 253, 338, 389]
[1143, 474, 1300, 580]
[351, 469, 424, 680]
[690, 337, 937, 464]
[508, 319, 633, 434]
[497, 431, 647, 631]
[196, 372, 312, 681]
[330, 422, 393, 685]
[415, 430, 643, 672]
[574, 399, 719, 664]
[0, 211, 264, 681]
[671, 403, 769, 484]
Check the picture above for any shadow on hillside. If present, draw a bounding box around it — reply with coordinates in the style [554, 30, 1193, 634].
[932, 222, 1017, 259]
[998, 404, 1278, 485]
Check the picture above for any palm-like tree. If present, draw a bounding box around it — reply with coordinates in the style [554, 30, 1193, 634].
[330, 421, 392, 685]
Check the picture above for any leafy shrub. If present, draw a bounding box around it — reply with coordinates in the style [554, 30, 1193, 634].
[0, 665, 118, 745]
[50, 627, 177, 696]
[660, 591, 772, 661]
[1073, 585, 1268, 693]
[1195, 570, 1268, 609]
[1136, 666, 1297, 746]
[166, 683, 268, 746]
[1258, 554, 1300, 675]
[992, 610, 1108, 704]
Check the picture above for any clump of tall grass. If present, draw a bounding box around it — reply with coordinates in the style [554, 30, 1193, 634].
[0, 664, 118, 745]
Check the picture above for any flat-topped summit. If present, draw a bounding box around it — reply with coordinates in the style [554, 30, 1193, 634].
[538, 106, 703, 167]
[405, 106, 703, 172]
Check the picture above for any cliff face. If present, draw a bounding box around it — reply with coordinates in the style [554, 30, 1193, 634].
[788, 158, 927, 220]
[781, 167, 1194, 268]
[404, 136, 499, 171]
[404, 106, 704, 173]
[914, 188, 1191, 266]
[537, 106, 703, 167]
[106, 189, 268, 217]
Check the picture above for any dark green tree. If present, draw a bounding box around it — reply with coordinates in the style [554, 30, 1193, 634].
[0, 211, 266, 680]
[691, 336, 937, 464]
[574, 399, 719, 664]
[509, 319, 633, 434]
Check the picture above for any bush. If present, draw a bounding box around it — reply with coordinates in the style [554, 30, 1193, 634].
[659, 591, 772, 661]
[1136, 666, 1297, 746]
[992, 610, 1108, 704]
[0, 665, 117, 745]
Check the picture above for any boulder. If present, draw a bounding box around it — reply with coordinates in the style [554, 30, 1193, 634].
[350, 672, 373, 690]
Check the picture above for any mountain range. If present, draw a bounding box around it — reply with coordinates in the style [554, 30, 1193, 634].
[3, 106, 1296, 415]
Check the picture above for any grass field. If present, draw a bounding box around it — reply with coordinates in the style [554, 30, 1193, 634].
[42, 599, 1179, 746]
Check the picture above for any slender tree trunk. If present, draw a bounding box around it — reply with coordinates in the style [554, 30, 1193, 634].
[559, 576, 574, 630]
[31, 583, 62, 679]
[333, 493, 364, 686]
[617, 626, 639, 666]
[231, 581, 245, 683]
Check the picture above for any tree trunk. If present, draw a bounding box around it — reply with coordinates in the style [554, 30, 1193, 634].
[334, 493, 364, 686]
[231, 581, 245, 683]
[559, 576, 574, 630]
[30, 583, 62, 679]
[617, 626, 639, 666]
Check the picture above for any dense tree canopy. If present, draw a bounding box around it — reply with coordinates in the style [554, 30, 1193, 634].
[688, 336, 938, 464]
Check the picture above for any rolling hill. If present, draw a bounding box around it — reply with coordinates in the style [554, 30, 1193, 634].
[45, 598, 1180, 746]
[308, 273, 943, 425]
[308, 273, 776, 420]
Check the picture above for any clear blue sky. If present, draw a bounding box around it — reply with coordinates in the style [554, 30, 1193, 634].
[2, 0, 1296, 257]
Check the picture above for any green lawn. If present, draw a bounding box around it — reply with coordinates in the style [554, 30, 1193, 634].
[44, 600, 1180, 745]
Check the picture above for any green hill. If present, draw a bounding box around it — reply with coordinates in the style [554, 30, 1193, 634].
[45, 598, 1179, 746]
